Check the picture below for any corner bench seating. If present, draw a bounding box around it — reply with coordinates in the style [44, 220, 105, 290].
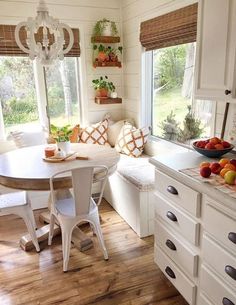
[104, 154, 155, 238]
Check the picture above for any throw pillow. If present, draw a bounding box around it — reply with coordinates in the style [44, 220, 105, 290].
[69, 124, 80, 143]
[79, 119, 109, 145]
[10, 130, 47, 148]
[115, 123, 149, 157]
[107, 118, 135, 147]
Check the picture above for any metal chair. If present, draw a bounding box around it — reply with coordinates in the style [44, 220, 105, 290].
[0, 191, 40, 252]
[48, 166, 109, 272]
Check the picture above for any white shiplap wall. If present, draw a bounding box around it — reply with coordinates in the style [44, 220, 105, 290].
[0, 0, 123, 124]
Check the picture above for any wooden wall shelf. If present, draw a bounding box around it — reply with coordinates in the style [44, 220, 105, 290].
[95, 97, 122, 104]
[93, 61, 121, 68]
[91, 36, 120, 43]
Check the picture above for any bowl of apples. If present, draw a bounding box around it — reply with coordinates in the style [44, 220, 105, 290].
[192, 137, 234, 158]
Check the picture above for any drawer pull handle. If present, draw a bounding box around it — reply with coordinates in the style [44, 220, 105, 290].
[225, 265, 236, 281]
[225, 89, 232, 95]
[166, 211, 178, 222]
[165, 266, 176, 279]
[228, 232, 236, 244]
[166, 239, 177, 251]
[167, 185, 178, 195]
[222, 297, 235, 305]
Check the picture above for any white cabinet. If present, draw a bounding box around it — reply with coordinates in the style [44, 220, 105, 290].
[153, 171, 199, 304]
[195, 0, 236, 101]
[150, 151, 236, 305]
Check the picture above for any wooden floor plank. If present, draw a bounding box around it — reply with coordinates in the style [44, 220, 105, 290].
[0, 200, 188, 305]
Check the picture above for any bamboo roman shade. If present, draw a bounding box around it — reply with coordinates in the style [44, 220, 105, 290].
[0, 25, 80, 57]
[140, 3, 198, 51]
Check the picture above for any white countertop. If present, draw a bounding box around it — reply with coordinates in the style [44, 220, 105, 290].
[149, 150, 236, 212]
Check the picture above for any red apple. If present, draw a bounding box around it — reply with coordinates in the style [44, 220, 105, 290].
[205, 143, 215, 150]
[200, 166, 211, 178]
[196, 141, 205, 148]
[209, 137, 221, 145]
[215, 144, 224, 150]
[210, 162, 222, 174]
[222, 141, 231, 148]
[230, 159, 236, 167]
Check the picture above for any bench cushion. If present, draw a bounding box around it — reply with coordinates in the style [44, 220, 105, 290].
[117, 154, 155, 191]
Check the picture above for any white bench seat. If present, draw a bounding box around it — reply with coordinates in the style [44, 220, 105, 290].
[104, 154, 155, 237]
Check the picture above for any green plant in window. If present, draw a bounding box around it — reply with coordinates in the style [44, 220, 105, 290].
[50, 124, 73, 142]
[178, 105, 204, 142]
[160, 111, 180, 141]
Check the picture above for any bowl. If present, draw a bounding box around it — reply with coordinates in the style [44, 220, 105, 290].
[192, 141, 234, 158]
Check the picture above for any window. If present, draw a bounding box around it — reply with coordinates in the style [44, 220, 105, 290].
[0, 56, 81, 139]
[0, 56, 39, 134]
[45, 57, 81, 127]
[0, 25, 81, 139]
[151, 42, 215, 145]
[140, 3, 215, 146]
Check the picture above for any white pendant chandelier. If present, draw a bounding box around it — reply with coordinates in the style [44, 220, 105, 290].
[15, 0, 74, 66]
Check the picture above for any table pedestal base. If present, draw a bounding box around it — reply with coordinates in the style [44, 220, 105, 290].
[20, 211, 94, 252]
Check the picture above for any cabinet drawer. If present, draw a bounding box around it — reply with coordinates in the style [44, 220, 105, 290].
[202, 234, 236, 288]
[205, 203, 236, 252]
[154, 245, 197, 305]
[155, 221, 198, 277]
[201, 265, 236, 305]
[155, 169, 200, 217]
[155, 194, 200, 245]
[198, 294, 214, 305]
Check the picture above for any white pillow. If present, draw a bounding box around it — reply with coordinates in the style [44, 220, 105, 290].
[115, 123, 149, 157]
[107, 119, 135, 147]
[10, 130, 47, 148]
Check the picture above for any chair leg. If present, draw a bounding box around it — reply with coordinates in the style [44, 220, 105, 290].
[92, 216, 108, 260]
[48, 214, 56, 246]
[21, 212, 40, 253]
[90, 223, 96, 236]
[61, 227, 73, 272]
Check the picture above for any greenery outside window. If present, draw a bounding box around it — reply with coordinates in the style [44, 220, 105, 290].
[45, 57, 81, 127]
[151, 42, 215, 146]
[0, 56, 81, 138]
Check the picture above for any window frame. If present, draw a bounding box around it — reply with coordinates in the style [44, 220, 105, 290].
[142, 48, 216, 145]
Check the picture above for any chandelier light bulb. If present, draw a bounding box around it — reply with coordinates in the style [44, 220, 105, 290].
[15, 0, 74, 66]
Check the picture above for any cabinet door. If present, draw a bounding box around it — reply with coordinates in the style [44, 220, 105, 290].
[195, 0, 236, 101]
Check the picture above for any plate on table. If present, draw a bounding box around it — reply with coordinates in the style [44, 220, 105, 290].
[43, 152, 76, 163]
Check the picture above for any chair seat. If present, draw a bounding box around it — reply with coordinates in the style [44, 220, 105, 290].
[0, 191, 27, 209]
[56, 197, 97, 217]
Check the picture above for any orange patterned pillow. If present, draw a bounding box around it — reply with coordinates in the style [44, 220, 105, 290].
[79, 119, 109, 145]
[115, 123, 149, 157]
[69, 125, 80, 143]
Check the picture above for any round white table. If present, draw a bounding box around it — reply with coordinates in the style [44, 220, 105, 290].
[0, 143, 120, 251]
[0, 143, 120, 190]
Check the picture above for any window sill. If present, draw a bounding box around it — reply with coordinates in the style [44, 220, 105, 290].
[144, 135, 192, 157]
